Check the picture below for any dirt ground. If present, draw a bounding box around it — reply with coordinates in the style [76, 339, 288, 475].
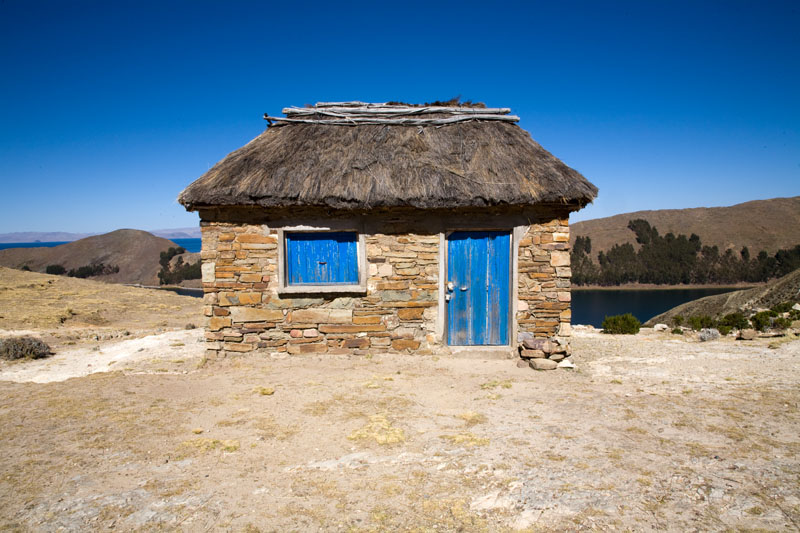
[0, 266, 202, 352]
[1, 314, 799, 532]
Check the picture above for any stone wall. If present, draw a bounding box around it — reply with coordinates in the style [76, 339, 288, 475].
[516, 216, 571, 339]
[200, 223, 439, 358]
[198, 207, 572, 358]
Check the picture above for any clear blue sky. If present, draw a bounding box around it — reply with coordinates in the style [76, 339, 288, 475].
[1, 0, 798, 233]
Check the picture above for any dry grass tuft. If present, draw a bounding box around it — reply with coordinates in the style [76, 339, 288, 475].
[440, 432, 489, 447]
[480, 380, 512, 390]
[348, 414, 405, 445]
[178, 438, 240, 456]
[457, 411, 488, 427]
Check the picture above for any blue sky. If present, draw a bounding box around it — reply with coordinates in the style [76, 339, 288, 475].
[1, 0, 798, 233]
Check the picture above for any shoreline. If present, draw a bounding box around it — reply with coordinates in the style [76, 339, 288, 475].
[572, 283, 761, 291]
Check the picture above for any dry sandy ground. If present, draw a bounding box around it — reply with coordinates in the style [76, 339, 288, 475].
[1, 325, 798, 532]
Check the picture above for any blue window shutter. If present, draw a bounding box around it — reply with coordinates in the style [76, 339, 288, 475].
[286, 232, 358, 285]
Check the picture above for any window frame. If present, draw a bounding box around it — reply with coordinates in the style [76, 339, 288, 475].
[277, 226, 367, 295]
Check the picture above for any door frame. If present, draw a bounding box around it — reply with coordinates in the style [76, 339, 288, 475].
[437, 226, 524, 348]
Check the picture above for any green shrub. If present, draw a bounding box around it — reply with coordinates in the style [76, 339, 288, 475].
[687, 315, 714, 331]
[0, 336, 51, 360]
[601, 313, 641, 335]
[773, 317, 792, 330]
[671, 327, 683, 335]
[159, 247, 186, 268]
[158, 255, 202, 285]
[771, 301, 793, 314]
[46, 264, 66, 275]
[672, 315, 684, 327]
[20, 265, 30, 271]
[750, 311, 773, 332]
[719, 312, 748, 331]
[717, 325, 732, 336]
[67, 263, 119, 278]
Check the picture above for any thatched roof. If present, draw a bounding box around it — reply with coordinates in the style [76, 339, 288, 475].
[179, 102, 598, 212]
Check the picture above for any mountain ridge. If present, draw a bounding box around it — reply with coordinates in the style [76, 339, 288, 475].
[0, 226, 201, 243]
[572, 196, 800, 257]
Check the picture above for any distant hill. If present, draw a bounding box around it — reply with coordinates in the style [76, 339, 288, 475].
[0, 226, 200, 243]
[645, 268, 800, 326]
[0, 229, 182, 286]
[0, 231, 93, 243]
[572, 196, 800, 257]
[150, 227, 201, 239]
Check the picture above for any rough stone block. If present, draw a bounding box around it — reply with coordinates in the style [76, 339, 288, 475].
[236, 234, 276, 244]
[343, 338, 370, 349]
[392, 339, 421, 351]
[550, 251, 570, 267]
[291, 309, 330, 324]
[738, 329, 757, 340]
[555, 267, 572, 278]
[201, 262, 215, 282]
[319, 324, 386, 334]
[224, 342, 254, 353]
[381, 290, 412, 302]
[520, 349, 546, 358]
[328, 309, 353, 323]
[377, 263, 393, 277]
[287, 342, 328, 355]
[377, 281, 408, 290]
[353, 315, 382, 325]
[398, 307, 424, 320]
[209, 317, 231, 331]
[237, 292, 262, 305]
[530, 358, 557, 370]
[230, 307, 285, 323]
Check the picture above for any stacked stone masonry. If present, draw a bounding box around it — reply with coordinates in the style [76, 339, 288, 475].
[201, 224, 439, 358]
[516, 216, 572, 340]
[200, 212, 570, 358]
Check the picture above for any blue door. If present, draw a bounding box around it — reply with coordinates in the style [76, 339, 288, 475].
[447, 231, 511, 346]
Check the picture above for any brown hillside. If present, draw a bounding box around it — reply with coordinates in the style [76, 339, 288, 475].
[0, 229, 181, 286]
[572, 196, 800, 256]
[645, 268, 800, 326]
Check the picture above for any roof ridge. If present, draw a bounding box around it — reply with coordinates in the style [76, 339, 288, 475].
[266, 103, 517, 126]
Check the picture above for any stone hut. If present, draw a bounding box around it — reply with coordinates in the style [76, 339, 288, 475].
[178, 101, 597, 361]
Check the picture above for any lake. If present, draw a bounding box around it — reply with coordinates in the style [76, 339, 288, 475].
[0, 238, 202, 253]
[0, 241, 70, 250]
[572, 287, 741, 327]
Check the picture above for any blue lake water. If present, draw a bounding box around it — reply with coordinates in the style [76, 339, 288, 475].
[572, 287, 741, 327]
[169, 238, 201, 253]
[0, 238, 202, 253]
[0, 241, 70, 250]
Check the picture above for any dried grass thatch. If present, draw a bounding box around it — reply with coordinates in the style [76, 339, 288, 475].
[179, 103, 597, 211]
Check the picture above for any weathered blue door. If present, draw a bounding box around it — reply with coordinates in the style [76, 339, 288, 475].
[447, 231, 511, 345]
